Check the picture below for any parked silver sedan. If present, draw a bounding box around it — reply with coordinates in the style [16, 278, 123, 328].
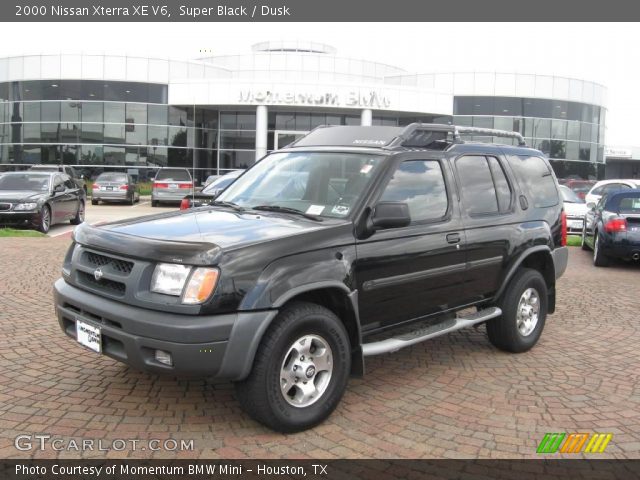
[151, 168, 193, 207]
[91, 172, 140, 205]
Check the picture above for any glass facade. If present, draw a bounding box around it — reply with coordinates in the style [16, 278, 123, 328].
[0, 80, 220, 183]
[454, 96, 605, 179]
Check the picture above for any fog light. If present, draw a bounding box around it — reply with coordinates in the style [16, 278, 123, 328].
[155, 349, 173, 366]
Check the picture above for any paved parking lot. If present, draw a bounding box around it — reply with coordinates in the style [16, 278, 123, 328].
[0, 231, 638, 459]
[46, 199, 178, 237]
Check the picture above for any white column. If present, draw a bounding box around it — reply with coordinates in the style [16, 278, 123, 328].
[361, 109, 372, 126]
[255, 105, 268, 161]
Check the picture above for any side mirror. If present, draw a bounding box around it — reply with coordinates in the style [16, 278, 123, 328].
[53, 184, 65, 193]
[371, 202, 411, 230]
[586, 202, 596, 210]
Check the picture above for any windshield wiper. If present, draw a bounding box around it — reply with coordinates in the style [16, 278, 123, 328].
[252, 205, 324, 221]
[208, 200, 245, 212]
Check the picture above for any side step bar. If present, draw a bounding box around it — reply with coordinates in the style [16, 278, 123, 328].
[361, 307, 502, 357]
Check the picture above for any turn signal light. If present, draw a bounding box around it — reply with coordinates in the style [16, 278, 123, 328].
[119, 185, 128, 190]
[182, 268, 219, 304]
[604, 218, 627, 233]
[154, 182, 169, 188]
[92, 183, 100, 189]
[179, 183, 193, 189]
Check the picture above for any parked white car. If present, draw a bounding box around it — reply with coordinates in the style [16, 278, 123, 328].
[559, 185, 588, 234]
[585, 179, 640, 206]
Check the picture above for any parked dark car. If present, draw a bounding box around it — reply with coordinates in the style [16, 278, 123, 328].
[30, 164, 87, 195]
[581, 189, 640, 266]
[54, 124, 567, 432]
[92, 172, 140, 205]
[180, 170, 243, 210]
[0, 171, 85, 233]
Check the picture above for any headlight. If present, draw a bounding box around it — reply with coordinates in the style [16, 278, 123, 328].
[14, 203, 38, 211]
[150, 263, 191, 296]
[182, 268, 219, 304]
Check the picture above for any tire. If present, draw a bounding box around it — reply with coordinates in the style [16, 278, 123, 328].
[37, 205, 51, 234]
[91, 199, 98, 206]
[593, 231, 610, 267]
[70, 200, 85, 225]
[581, 225, 590, 250]
[151, 200, 159, 207]
[235, 302, 351, 433]
[129, 194, 135, 206]
[487, 268, 547, 353]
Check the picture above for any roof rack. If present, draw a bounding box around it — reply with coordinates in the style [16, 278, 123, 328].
[285, 123, 527, 150]
[388, 123, 527, 148]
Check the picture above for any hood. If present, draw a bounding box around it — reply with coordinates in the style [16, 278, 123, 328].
[73, 207, 340, 265]
[0, 190, 46, 202]
[564, 201, 588, 217]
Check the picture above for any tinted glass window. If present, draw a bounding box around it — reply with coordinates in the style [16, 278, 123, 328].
[617, 195, 640, 214]
[155, 169, 191, 181]
[488, 157, 512, 211]
[380, 160, 448, 223]
[559, 186, 584, 203]
[602, 183, 632, 194]
[456, 156, 499, 215]
[507, 155, 559, 208]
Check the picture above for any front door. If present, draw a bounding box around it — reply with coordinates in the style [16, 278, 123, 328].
[355, 157, 468, 334]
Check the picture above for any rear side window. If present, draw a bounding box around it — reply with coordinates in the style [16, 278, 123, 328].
[507, 155, 559, 208]
[155, 169, 191, 181]
[379, 160, 448, 223]
[456, 156, 513, 215]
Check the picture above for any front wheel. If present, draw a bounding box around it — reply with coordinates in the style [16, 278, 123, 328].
[581, 225, 590, 250]
[235, 302, 351, 433]
[37, 205, 51, 234]
[487, 268, 547, 353]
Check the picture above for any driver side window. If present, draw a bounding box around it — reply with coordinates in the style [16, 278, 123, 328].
[379, 160, 448, 224]
[53, 175, 65, 191]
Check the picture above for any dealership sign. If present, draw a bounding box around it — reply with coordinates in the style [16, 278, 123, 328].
[238, 89, 392, 109]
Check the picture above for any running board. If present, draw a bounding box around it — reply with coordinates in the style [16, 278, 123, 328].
[361, 307, 502, 356]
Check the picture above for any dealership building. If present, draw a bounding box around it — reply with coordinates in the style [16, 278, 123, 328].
[0, 41, 608, 182]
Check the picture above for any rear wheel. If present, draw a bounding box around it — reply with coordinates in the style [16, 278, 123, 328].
[129, 193, 135, 205]
[91, 198, 98, 206]
[151, 200, 159, 207]
[70, 200, 85, 225]
[593, 232, 610, 267]
[487, 268, 547, 353]
[235, 302, 351, 432]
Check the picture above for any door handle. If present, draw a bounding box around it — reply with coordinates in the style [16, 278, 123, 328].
[446, 233, 461, 244]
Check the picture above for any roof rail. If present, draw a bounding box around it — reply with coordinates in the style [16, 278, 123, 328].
[388, 123, 527, 148]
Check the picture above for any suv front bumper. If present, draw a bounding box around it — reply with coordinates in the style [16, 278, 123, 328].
[54, 278, 277, 379]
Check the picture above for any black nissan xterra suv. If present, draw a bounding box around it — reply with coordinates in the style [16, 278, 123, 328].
[54, 124, 568, 432]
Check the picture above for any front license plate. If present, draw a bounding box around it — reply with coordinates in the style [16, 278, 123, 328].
[76, 320, 101, 353]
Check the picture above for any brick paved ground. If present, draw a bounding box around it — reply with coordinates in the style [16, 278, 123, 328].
[0, 237, 638, 459]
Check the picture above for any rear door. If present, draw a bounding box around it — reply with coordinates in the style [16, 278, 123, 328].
[355, 155, 468, 333]
[453, 154, 516, 301]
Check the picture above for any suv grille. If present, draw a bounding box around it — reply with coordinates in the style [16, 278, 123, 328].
[84, 251, 134, 275]
[0, 203, 12, 211]
[78, 271, 126, 296]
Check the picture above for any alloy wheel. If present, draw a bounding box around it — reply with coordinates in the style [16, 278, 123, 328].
[516, 287, 540, 337]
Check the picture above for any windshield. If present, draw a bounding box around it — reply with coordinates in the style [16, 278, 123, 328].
[217, 151, 384, 218]
[559, 186, 584, 203]
[0, 174, 50, 192]
[203, 172, 241, 193]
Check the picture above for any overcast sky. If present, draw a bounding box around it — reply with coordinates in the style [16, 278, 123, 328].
[0, 22, 637, 145]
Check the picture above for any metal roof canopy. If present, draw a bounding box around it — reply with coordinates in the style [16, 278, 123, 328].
[288, 123, 527, 150]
